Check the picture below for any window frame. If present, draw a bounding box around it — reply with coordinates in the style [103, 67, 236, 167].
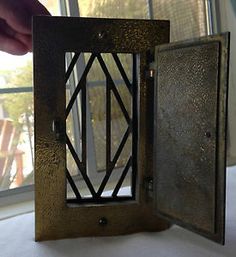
[213, 0, 236, 165]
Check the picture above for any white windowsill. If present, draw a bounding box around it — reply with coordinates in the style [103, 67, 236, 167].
[0, 200, 34, 221]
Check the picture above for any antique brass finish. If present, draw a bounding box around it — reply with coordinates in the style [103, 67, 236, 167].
[34, 16, 229, 244]
[34, 17, 170, 241]
[153, 33, 230, 244]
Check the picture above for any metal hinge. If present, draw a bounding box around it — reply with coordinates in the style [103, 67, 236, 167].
[146, 61, 156, 79]
[52, 118, 64, 141]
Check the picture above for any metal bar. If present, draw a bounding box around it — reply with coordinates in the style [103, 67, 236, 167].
[112, 54, 132, 94]
[65, 52, 80, 83]
[131, 54, 138, 198]
[59, 0, 67, 16]
[61, 0, 84, 178]
[66, 54, 95, 117]
[85, 84, 98, 177]
[67, 196, 133, 204]
[96, 54, 131, 124]
[96, 126, 131, 196]
[66, 168, 82, 200]
[112, 126, 131, 166]
[66, 82, 83, 118]
[66, 134, 82, 169]
[65, 0, 98, 179]
[67, 64, 82, 170]
[106, 77, 111, 172]
[66, 0, 81, 17]
[205, 0, 214, 35]
[110, 83, 131, 124]
[112, 157, 132, 197]
[208, 0, 220, 34]
[0, 87, 33, 94]
[146, 0, 154, 19]
[66, 134, 96, 197]
[81, 77, 86, 165]
[84, 79, 126, 88]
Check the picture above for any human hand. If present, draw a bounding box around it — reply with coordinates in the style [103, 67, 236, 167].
[0, 0, 50, 55]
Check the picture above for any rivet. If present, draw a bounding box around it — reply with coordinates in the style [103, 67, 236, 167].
[98, 31, 105, 40]
[99, 217, 108, 226]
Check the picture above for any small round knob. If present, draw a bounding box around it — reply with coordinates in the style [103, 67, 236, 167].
[99, 217, 108, 226]
[98, 31, 106, 40]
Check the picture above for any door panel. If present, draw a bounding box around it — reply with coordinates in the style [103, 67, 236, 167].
[153, 33, 230, 244]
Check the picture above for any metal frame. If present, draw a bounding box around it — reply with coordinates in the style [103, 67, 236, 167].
[204, 0, 219, 35]
[146, 0, 154, 19]
[33, 16, 170, 241]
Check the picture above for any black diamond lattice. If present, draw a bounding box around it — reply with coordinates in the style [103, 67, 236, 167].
[65, 52, 137, 203]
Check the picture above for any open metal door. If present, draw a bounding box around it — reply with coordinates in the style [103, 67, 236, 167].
[153, 33, 230, 244]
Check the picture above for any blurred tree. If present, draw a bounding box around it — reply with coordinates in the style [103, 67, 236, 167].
[0, 61, 33, 190]
[79, 0, 148, 19]
[3, 61, 33, 127]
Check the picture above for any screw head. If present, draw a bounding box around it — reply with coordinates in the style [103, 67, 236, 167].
[99, 217, 108, 226]
[98, 31, 106, 40]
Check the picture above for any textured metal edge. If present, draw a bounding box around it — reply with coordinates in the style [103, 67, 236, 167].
[33, 16, 170, 241]
[33, 16, 170, 53]
[153, 32, 230, 244]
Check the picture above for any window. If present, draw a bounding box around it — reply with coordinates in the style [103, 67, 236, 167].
[0, 1, 60, 204]
[0, 0, 212, 207]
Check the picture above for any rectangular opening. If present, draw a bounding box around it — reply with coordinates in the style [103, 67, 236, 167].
[65, 52, 138, 203]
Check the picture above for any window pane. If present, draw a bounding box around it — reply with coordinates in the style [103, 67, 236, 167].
[152, 0, 207, 41]
[0, 92, 33, 191]
[0, 0, 60, 192]
[78, 0, 149, 19]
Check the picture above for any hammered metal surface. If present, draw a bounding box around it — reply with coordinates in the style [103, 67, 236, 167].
[34, 16, 170, 241]
[154, 33, 229, 244]
[155, 42, 219, 233]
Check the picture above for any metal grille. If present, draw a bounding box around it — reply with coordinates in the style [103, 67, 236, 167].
[65, 52, 137, 203]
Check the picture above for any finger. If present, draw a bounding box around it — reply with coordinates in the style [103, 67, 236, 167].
[0, 0, 31, 35]
[0, 33, 28, 55]
[0, 18, 31, 52]
[15, 33, 32, 52]
[23, 0, 51, 16]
